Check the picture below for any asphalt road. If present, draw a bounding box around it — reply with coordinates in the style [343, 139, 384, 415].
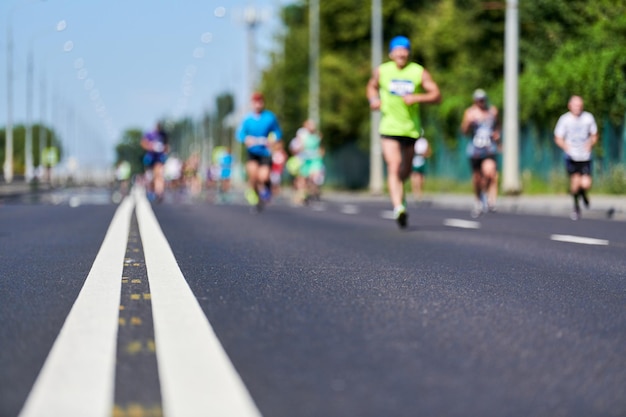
[1, 188, 625, 417]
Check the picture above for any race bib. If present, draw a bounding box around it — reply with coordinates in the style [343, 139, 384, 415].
[412, 155, 425, 168]
[472, 126, 492, 148]
[389, 79, 415, 97]
[153, 142, 164, 153]
[251, 136, 268, 146]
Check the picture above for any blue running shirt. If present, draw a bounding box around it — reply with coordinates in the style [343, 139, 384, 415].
[237, 110, 282, 157]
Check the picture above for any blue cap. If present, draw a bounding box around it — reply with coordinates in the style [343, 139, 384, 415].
[389, 36, 411, 52]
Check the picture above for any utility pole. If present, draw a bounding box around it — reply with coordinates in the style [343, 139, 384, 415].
[5, 15, 15, 183]
[308, 0, 320, 126]
[25, 47, 35, 181]
[369, 0, 383, 194]
[502, 0, 521, 193]
[244, 6, 266, 96]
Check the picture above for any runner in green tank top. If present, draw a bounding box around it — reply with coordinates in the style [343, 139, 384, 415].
[367, 36, 441, 229]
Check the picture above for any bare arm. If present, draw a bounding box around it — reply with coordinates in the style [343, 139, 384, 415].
[460, 109, 474, 135]
[554, 134, 568, 152]
[140, 136, 151, 151]
[586, 132, 599, 152]
[491, 106, 501, 142]
[366, 67, 381, 110]
[404, 68, 441, 106]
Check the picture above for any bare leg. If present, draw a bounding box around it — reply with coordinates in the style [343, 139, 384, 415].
[382, 139, 413, 208]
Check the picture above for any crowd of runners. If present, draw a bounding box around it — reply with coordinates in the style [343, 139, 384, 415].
[125, 35, 599, 227]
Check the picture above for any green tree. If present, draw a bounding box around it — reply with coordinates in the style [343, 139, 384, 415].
[260, 0, 625, 155]
[0, 124, 63, 175]
[114, 128, 144, 175]
[214, 92, 235, 148]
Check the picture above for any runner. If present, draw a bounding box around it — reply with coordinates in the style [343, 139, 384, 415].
[217, 146, 233, 201]
[270, 140, 287, 197]
[461, 89, 500, 218]
[367, 35, 441, 228]
[554, 95, 598, 220]
[237, 92, 283, 211]
[288, 125, 307, 205]
[290, 119, 325, 204]
[141, 122, 169, 202]
[410, 133, 431, 202]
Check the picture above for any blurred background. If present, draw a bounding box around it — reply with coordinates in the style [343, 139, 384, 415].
[1, 0, 625, 194]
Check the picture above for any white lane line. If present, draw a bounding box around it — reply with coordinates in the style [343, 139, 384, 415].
[550, 234, 609, 246]
[341, 204, 360, 215]
[19, 196, 135, 417]
[444, 218, 481, 229]
[135, 190, 262, 417]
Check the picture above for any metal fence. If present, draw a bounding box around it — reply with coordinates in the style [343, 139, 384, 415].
[324, 117, 626, 192]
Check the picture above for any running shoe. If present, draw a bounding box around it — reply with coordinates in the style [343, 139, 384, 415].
[580, 191, 590, 209]
[570, 208, 581, 220]
[260, 187, 272, 203]
[480, 192, 488, 212]
[245, 188, 259, 206]
[394, 205, 408, 229]
[471, 201, 483, 218]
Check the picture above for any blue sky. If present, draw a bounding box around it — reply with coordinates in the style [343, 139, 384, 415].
[1, 0, 290, 167]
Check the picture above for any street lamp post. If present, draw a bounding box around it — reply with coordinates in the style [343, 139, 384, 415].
[4, 12, 16, 183]
[243, 6, 266, 96]
[308, 0, 320, 126]
[502, 0, 521, 194]
[25, 20, 67, 182]
[5, 0, 46, 183]
[369, 0, 384, 195]
[238, 5, 269, 186]
[37, 40, 72, 182]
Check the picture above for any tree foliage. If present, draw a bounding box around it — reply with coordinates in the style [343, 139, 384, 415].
[0, 124, 63, 174]
[259, 0, 626, 151]
[114, 128, 144, 175]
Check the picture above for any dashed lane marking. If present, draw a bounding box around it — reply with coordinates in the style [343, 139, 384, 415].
[340, 204, 360, 215]
[114, 211, 162, 413]
[550, 234, 609, 246]
[443, 218, 481, 229]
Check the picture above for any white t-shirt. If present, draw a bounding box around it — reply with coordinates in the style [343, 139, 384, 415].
[554, 111, 597, 161]
[412, 137, 429, 168]
[414, 137, 429, 155]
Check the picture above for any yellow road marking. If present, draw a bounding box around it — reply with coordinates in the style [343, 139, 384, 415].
[112, 404, 163, 417]
[146, 339, 156, 352]
[125, 341, 143, 355]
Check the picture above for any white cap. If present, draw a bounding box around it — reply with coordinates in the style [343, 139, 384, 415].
[473, 89, 487, 100]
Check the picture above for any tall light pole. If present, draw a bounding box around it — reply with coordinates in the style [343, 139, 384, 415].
[4, 11, 16, 183]
[37, 39, 71, 181]
[369, 0, 383, 194]
[25, 20, 67, 182]
[5, 0, 45, 183]
[502, 0, 521, 194]
[308, 0, 320, 126]
[243, 6, 267, 96]
[239, 4, 268, 186]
